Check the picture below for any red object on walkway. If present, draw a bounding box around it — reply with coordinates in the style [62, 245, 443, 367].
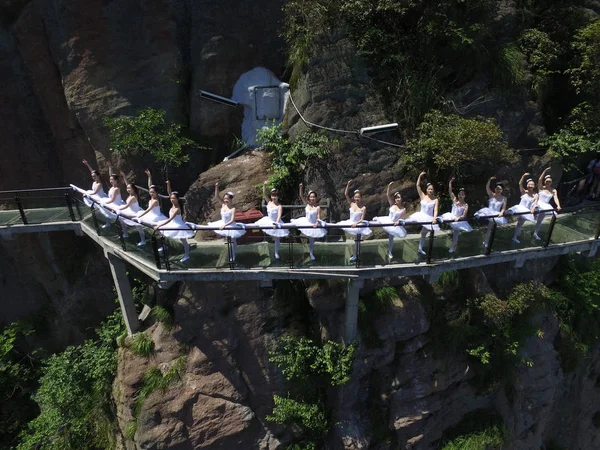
[235, 208, 264, 244]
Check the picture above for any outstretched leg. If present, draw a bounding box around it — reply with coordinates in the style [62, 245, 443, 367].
[418, 228, 428, 255]
[512, 219, 524, 243]
[450, 229, 460, 253]
[120, 220, 129, 238]
[136, 225, 146, 247]
[388, 236, 395, 259]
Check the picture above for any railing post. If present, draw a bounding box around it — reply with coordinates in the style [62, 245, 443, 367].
[543, 213, 557, 248]
[595, 217, 600, 240]
[288, 233, 294, 269]
[161, 236, 171, 271]
[74, 197, 82, 220]
[91, 205, 100, 234]
[64, 192, 76, 221]
[426, 228, 435, 264]
[14, 194, 27, 225]
[116, 217, 127, 251]
[226, 236, 234, 270]
[485, 222, 497, 256]
[151, 233, 161, 269]
[354, 234, 362, 269]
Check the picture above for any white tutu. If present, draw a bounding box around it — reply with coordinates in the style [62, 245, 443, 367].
[406, 211, 440, 231]
[338, 209, 372, 237]
[118, 202, 144, 227]
[536, 202, 555, 213]
[159, 215, 195, 239]
[474, 207, 508, 225]
[83, 192, 108, 207]
[97, 190, 126, 220]
[291, 217, 328, 238]
[506, 205, 535, 223]
[371, 216, 407, 238]
[253, 215, 289, 238]
[137, 205, 168, 226]
[440, 212, 473, 232]
[207, 220, 247, 238]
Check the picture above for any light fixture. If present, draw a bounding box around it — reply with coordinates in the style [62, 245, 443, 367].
[198, 90, 239, 107]
[359, 123, 399, 136]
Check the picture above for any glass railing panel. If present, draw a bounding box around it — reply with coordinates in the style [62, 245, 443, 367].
[555, 206, 599, 241]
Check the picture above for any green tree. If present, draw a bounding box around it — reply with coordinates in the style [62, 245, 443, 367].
[408, 110, 515, 176]
[104, 108, 195, 170]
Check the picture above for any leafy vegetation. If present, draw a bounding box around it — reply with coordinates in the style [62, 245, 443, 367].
[134, 357, 186, 417]
[439, 410, 506, 450]
[17, 311, 124, 450]
[408, 111, 515, 177]
[151, 305, 173, 331]
[267, 335, 356, 447]
[130, 332, 155, 357]
[256, 123, 336, 199]
[104, 107, 196, 169]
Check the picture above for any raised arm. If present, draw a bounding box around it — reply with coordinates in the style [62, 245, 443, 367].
[144, 169, 153, 189]
[538, 167, 551, 191]
[519, 172, 529, 195]
[386, 182, 395, 206]
[448, 177, 457, 203]
[486, 176, 496, 197]
[214, 182, 223, 206]
[166, 180, 172, 196]
[262, 181, 271, 205]
[416, 172, 426, 200]
[344, 180, 353, 204]
[299, 183, 308, 205]
[82, 159, 95, 173]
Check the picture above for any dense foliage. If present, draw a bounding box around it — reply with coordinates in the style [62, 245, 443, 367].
[17, 311, 124, 450]
[104, 107, 195, 168]
[267, 335, 356, 447]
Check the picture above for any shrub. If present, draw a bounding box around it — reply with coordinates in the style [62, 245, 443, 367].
[130, 333, 155, 357]
[151, 306, 173, 331]
[409, 110, 515, 177]
[134, 357, 186, 417]
[266, 396, 328, 437]
[439, 410, 507, 450]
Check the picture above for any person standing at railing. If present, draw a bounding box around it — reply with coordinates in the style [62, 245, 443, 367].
[406, 172, 439, 256]
[154, 182, 194, 263]
[507, 173, 537, 244]
[206, 182, 246, 262]
[81, 159, 108, 207]
[532, 167, 562, 240]
[474, 176, 507, 248]
[371, 181, 407, 260]
[98, 174, 126, 228]
[114, 183, 146, 247]
[291, 184, 327, 261]
[252, 181, 289, 260]
[135, 170, 169, 227]
[337, 180, 372, 263]
[440, 177, 472, 253]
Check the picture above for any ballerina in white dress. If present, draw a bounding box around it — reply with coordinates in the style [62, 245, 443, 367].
[371, 181, 407, 259]
[98, 174, 126, 228]
[290, 184, 327, 261]
[406, 172, 439, 255]
[206, 182, 246, 262]
[114, 183, 146, 247]
[507, 172, 537, 244]
[532, 167, 561, 240]
[153, 181, 194, 263]
[81, 159, 108, 208]
[135, 170, 169, 228]
[336, 180, 372, 263]
[440, 177, 472, 253]
[474, 176, 508, 248]
[252, 181, 289, 260]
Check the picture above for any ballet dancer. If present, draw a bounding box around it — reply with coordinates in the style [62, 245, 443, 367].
[154, 181, 194, 263]
[406, 172, 439, 256]
[114, 183, 146, 247]
[507, 172, 537, 244]
[371, 181, 407, 260]
[290, 184, 327, 261]
[207, 182, 246, 262]
[440, 177, 472, 253]
[474, 176, 507, 248]
[98, 173, 126, 228]
[135, 170, 169, 228]
[532, 167, 561, 240]
[337, 180, 372, 263]
[252, 181, 289, 260]
[81, 159, 107, 207]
